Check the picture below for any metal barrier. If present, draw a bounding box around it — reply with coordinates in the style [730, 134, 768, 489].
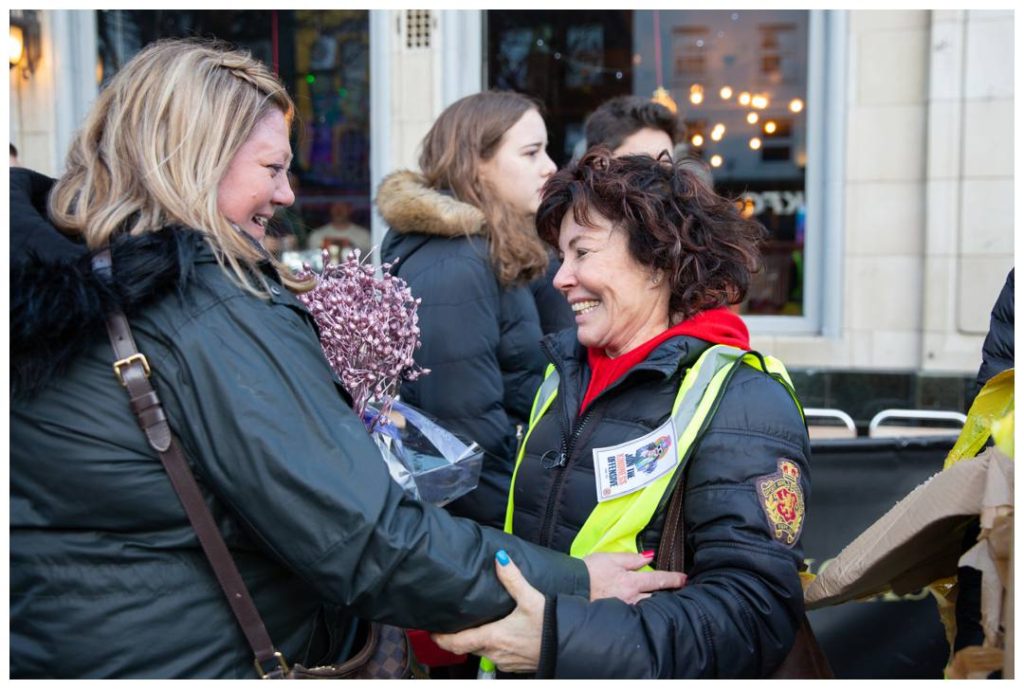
[805, 407, 857, 439]
[868, 409, 966, 438]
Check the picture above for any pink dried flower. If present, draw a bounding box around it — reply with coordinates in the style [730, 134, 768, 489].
[296, 250, 429, 429]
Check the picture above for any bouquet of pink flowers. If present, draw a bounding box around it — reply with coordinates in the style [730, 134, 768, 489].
[296, 250, 482, 505]
[296, 249, 426, 429]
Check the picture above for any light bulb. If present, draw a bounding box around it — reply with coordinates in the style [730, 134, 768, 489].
[9, 25, 25, 66]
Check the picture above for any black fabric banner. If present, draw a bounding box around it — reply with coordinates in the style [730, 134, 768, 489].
[803, 436, 956, 679]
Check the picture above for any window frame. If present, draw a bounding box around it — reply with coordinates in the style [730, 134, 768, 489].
[746, 9, 847, 336]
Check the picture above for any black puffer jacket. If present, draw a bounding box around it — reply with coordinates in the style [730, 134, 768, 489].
[378, 171, 547, 528]
[514, 329, 811, 678]
[9, 176, 588, 678]
[972, 268, 1014, 403]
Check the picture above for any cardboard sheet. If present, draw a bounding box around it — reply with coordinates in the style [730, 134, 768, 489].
[806, 447, 1013, 610]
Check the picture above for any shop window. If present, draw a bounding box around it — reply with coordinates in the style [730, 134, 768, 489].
[487, 11, 633, 164]
[486, 10, 818, 322]
[96, 10, 371, 263]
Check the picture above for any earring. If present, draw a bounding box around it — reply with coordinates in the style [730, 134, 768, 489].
[651, 272, 663, 286]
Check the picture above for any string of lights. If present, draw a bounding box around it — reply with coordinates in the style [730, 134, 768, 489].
[496, 15, 808, 172]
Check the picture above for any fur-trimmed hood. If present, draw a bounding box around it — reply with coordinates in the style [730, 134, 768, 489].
[11, 228, 213, 399]
[375, 170, 485, 238]
[10, 168, 87, 265]
[9, 174, 264, 398]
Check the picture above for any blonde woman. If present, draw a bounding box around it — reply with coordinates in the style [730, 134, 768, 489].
[378, 91, 561, 529]
[9, 40, 683, 678]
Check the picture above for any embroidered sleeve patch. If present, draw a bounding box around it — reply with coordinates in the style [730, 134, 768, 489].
[755, 459, 805, 548]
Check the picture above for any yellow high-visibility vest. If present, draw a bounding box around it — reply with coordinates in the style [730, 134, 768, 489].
[503, 345, 803, 560]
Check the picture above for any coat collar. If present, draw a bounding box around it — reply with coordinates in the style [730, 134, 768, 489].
[539, 328, 712, 417]
[10, 173, 293, 398]
[542, 328, 709, 379]
[375, 170, 486, 238]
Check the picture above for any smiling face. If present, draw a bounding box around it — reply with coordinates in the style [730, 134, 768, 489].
[612, 126, 674, 159]
[477, 108, 557, 217]
[217, 109, 295, 242]
[553, 210, 671, 357]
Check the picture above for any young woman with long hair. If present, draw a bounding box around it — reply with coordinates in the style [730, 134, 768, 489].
[378, 91, 559, 528]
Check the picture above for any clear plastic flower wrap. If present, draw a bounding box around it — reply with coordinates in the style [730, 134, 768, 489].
[296, 250, 482, 505]
[363, 401, 483, 506]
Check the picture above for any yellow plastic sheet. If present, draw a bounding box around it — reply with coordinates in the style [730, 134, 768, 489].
[991, 408, 1014, 459]
[944, 369, 1014, 469]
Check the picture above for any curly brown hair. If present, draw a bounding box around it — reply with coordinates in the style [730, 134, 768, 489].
[536, 148, 766, 321]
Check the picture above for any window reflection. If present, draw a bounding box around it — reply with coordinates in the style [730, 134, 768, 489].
[487, 10, 809, 316]
[96, 10, 371, 266]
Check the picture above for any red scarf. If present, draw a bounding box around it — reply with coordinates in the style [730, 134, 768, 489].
[580, 307, 750, 414]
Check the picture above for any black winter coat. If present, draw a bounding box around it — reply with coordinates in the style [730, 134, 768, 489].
[9, 176, 588, 678]
[514, 330, 811, 678]
[378, 171, 547, 528]
[972, 268, 1014, 403]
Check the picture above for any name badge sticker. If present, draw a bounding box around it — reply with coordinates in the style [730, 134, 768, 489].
[592, 418, 678, 503]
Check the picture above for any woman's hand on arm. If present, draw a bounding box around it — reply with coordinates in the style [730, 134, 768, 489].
[432, 550, 545, 673]
[583, 551, 687, 603]
[431, 550, 688, 673]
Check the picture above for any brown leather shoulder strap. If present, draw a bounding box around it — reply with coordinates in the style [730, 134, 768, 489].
[93, 249, 286, 678]
[654, 472, 686, 573]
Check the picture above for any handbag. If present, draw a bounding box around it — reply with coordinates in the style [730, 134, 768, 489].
[93, 249, 418, 679]
[288, 623, 419, 679]
[655, 472, 834, 679]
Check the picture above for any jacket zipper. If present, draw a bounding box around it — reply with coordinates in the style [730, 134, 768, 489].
[532, 335, 694, 550]
[537, 406, 595, 549]
[536, 338, 585, 549]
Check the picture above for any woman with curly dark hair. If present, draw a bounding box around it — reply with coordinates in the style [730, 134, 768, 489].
[434, 149, 816, 678]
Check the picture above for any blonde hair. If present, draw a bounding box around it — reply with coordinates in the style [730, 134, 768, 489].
[49, 38, 313, 295]
[418, 91, 549, 286]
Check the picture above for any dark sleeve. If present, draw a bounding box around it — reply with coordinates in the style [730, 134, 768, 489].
[541, 369, 810, 678]
[971, 268, 1014, 407]
[154, 292, 589, 633]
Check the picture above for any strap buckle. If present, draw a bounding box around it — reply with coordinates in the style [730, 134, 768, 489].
[112, 353, 151, 386]
[255, 651, 290, 679]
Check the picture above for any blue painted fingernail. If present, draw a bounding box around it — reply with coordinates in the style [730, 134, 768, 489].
[496, 550, 510, 566]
